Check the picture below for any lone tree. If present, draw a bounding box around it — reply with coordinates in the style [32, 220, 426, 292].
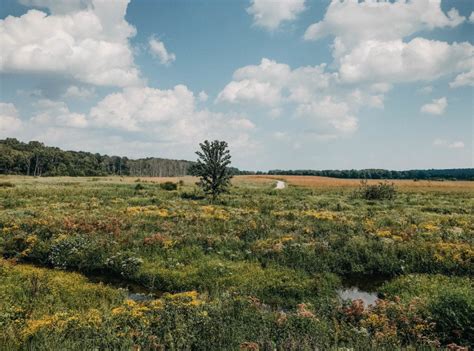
[190, 140, 233, 200]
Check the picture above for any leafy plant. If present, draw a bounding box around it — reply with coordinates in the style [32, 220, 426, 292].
[355, 180, 397, 200]
[105, 252, 143, 278]
[48, 235, 105, 272]
[159, 181, 178, 191]
[134, 183, 145, 191]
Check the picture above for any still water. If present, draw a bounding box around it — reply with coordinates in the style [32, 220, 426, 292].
[338, 275, 389, 306]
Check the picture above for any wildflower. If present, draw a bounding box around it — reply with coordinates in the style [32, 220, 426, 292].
[297, 303, 317, 319]
[276, 311, 287, 325]
[240, 342, 259, 350]
[302, 210, 337, 220]
[165, 291, 203, 307]
[375, 229, 391, 238]
[421, 223, 440, 232]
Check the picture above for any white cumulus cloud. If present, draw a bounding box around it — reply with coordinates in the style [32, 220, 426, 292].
[296, 96, 358, 135]
[421, 97, 447, 115]
[450, 70, 474, 88]
[0, 0, 141, 87]
[0, 102, 23, 137]
[88, 85, 256, 152]
[31, 99, 88, 128]
[433, 139, 465, 149]
[217, 79, 282, 106]
[62, 85, 96, 99]
[449, 141, 465, 149]
[217, 58, 385, 137]
[198, 91, 208, 102]
[247, 0, 306, 31]
[304, 0, 464, 45]
[338, 38, 473, 83]
[149, 37, 176, 65]
[303, 0, 472, 86]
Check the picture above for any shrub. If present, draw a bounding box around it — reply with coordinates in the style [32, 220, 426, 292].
[48, 235, 106, 272]
[134, 183, 145, 191]
[159, 181, 178, 191]
[355, 180, 396, 200]
[381, 275, 474, 347]
[429, 291, 474, 346]
[105, 252, 143, 278]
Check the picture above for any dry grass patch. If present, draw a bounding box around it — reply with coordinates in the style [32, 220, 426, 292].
[238, 175, 474, 192]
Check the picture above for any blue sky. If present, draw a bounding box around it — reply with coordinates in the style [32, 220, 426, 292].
[0, 0, 473, 171]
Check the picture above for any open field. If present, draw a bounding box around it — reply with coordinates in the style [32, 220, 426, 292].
[240, 175, 474, 191]
[5, 174, 473, 191]
[1, 176, 473, 349]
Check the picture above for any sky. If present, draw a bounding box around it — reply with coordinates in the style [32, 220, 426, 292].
[0, 0, 473, 171]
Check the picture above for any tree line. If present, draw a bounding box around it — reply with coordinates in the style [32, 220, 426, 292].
[0, 138, 194, 177]
[0, 138, 253, 177]
[1, 138, 472, 180]
[267, 168, 474, 180]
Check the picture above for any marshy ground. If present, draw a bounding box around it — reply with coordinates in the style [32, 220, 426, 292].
[0, 175, 473, 350]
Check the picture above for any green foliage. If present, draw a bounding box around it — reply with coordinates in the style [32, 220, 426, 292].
[0, 177, 473, 349]
[355, 180, 397, 200]
[105, 252, 143, 278]
[430, 291, 474, 346]
[0, 138, 192, 177]
[381, 275, 474, 346]
[190, 140, 233, 200]
[268, 168, 474, 180]
[48, 235, 106, 272]
[159, 181, 178, 191]
[134, 183, 145, 191]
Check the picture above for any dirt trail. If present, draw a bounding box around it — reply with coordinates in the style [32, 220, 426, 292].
[275, 180, 286, 189]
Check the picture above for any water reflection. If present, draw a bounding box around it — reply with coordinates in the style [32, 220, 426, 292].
[338, 275, 389, 306]
[338, 287, 379, 306]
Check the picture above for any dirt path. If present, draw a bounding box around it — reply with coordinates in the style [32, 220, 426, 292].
[275, 180, 286, 189]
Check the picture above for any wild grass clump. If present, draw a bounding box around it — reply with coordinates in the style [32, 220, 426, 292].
[0, 181, 15, 188]
[159, 181, 178, 191]
[134, 183, 145, 191]
[355, 180, 396, 200]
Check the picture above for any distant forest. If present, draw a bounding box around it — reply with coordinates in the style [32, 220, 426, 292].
[0, 138, 193, 177]
[1, 138, 472, 180]
[267, 169, 474, 181]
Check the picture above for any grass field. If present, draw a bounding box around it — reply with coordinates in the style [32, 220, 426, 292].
[241, 175, 474, 191]
[1, 175, 473, 350]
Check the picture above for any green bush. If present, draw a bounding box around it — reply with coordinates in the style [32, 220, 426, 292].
[381, 274, 474, 347]
[430, 291, 474, 346]
[134, 183, 145, 191]
[159, 181, 178, 191]
[105, 251, 143, 278]
[355, 180, 396, 200]
[48, 235, 106, 272]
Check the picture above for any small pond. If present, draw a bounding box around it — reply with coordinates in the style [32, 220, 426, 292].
[338, 275, 389, 306]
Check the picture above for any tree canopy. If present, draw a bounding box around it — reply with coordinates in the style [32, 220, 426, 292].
[0, 138, 192, 177]
[189, 140, 233, 199]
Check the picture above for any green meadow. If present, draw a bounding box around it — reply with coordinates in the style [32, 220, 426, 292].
[1, 176, 473, 350]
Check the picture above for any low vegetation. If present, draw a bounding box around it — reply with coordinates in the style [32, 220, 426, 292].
[355, 180, 397, 200]
[0, 175, 472, 349]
